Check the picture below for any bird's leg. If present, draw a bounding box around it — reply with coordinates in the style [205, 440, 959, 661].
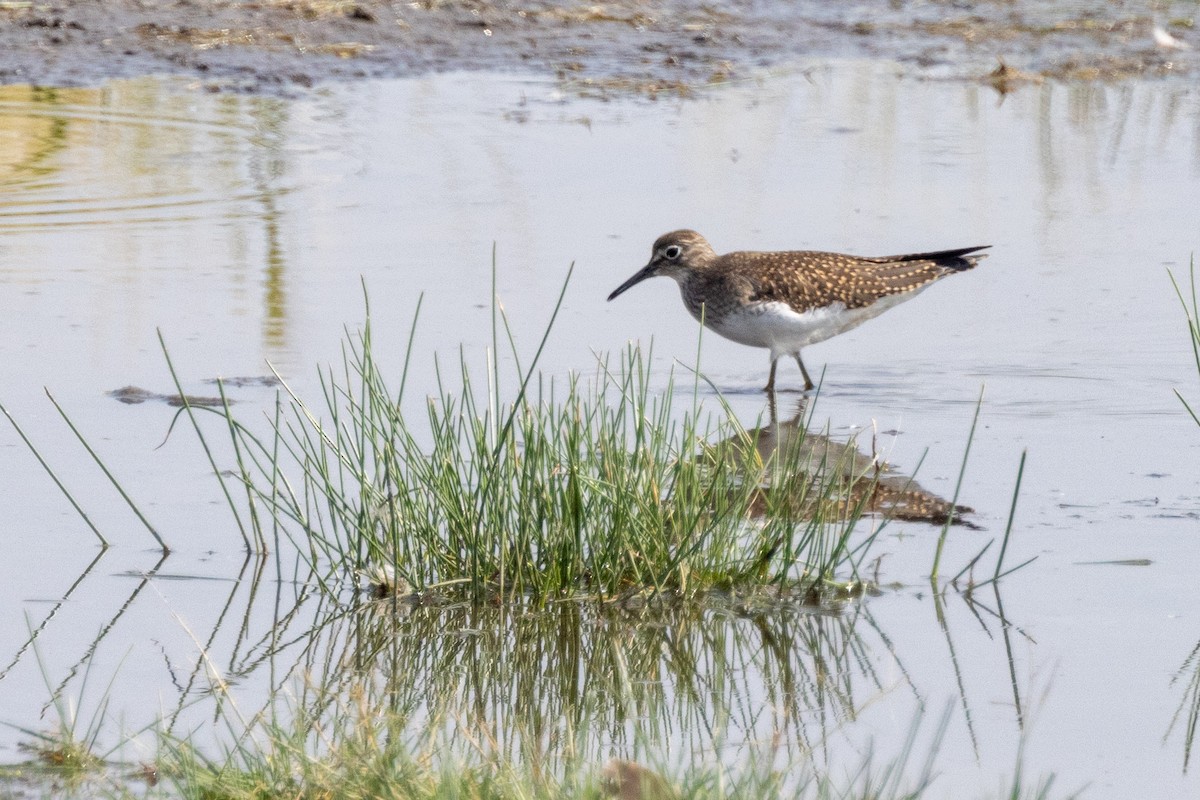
[795, 353, 815, 392]
[765, 357, 779, 394]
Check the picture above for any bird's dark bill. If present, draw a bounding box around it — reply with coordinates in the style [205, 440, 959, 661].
[607, 263, 657, 301]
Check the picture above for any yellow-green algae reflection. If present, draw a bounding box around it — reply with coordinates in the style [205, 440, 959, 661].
[0, 79, 292, 348]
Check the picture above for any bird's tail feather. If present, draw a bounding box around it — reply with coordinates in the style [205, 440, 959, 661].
[869, 245, 990, 272]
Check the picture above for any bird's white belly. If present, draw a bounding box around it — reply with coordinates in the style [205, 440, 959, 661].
[700, 293, 920, 357]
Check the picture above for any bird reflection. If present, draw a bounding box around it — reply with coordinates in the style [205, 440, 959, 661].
[709, 396, 977, 528]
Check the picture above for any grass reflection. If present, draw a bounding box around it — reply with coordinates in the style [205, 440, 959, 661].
[0, 541, 1062, 798]
[281, 594, 884, 765]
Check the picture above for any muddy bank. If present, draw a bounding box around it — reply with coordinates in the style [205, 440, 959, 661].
[0, 0, 1195, 93]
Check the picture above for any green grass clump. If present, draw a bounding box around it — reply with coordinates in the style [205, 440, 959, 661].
[159, 714, 605, 800]
[148, 694, 1068, 800]
[0, 268, 896, 600]
[0, 649, 121, 797]
[205, 276, 882, 604]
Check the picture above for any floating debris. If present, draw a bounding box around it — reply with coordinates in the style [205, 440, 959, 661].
[982, 59, 1044, 95]
[1153, 24, 1190, 50]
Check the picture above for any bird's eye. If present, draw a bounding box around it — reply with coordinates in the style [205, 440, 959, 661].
[663, 244, 682, 260]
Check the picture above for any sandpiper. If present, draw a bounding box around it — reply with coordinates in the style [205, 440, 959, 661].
[607, 230, 989, 392]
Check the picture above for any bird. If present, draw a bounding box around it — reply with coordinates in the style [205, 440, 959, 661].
[607, 230, 989, 392]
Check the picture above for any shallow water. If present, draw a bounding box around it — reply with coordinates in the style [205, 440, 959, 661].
[1, 66, 1198, 796]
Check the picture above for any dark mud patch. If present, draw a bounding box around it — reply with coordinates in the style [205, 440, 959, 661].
[0, 0, 1195, 93]
[108, 377, 278, 406]
[109, 386, 229, 407]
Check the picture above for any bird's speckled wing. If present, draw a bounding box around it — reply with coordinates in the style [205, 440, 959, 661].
[731, 248, 988, 311]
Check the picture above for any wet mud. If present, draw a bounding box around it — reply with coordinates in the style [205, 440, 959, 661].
[0, 0, 1195, 93]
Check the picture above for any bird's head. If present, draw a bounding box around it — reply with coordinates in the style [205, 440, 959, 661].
[607, 230, 717, 301]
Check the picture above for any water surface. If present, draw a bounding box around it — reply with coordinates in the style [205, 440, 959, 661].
[1, 65, 1198, 796]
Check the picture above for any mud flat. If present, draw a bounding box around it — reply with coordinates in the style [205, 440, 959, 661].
[0, 0, 1195, 92]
